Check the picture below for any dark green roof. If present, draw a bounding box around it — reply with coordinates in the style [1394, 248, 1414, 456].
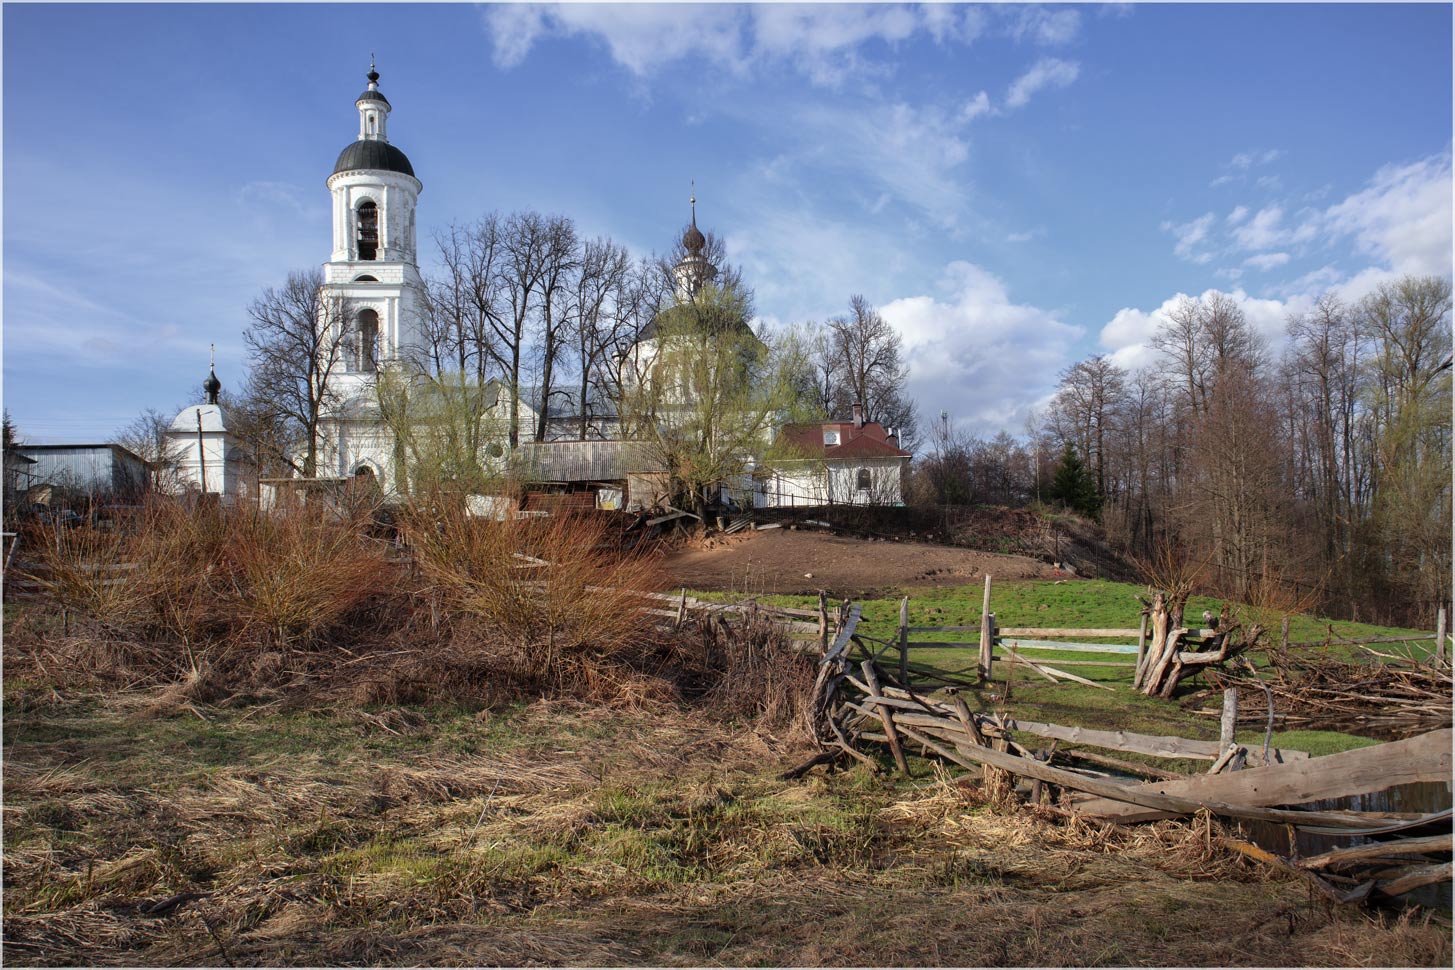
[333, 140, 415, 178]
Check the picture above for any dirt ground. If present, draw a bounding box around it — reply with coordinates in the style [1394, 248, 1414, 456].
[661, 527, 1065, 597]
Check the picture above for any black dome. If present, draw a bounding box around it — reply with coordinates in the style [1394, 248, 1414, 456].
[356, 89, 390, 106]
[333, 140, 415, 178]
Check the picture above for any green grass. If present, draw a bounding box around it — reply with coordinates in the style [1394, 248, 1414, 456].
[698, 577, 1432, 752]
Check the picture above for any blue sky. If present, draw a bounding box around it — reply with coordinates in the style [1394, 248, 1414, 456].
[4, 2, 1451, 443]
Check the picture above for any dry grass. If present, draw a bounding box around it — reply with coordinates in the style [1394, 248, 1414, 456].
[3, 684, 1449, 968]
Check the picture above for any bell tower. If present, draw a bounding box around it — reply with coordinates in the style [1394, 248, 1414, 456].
[315, 59, 425, 488]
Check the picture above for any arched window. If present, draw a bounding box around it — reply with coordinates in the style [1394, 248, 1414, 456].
[856, 468, 871, 492]
[357, 309, 379, 372]
[356, 201, 378, 260]
[353, 275, 379, 283]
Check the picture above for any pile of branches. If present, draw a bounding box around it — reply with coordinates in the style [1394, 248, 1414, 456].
[1208, 646, 1454, 736]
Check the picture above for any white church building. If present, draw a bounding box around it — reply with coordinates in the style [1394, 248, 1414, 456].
[283, 64, 906, 508]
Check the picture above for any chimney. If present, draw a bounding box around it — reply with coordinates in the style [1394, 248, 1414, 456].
[852, 402, 864, 429]
[886, 427, 898, 448]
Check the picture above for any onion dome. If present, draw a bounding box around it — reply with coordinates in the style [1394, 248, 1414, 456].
[203, 365, 222, 405]
[683, 193, 706, 255]
[333, 140, 415, 176]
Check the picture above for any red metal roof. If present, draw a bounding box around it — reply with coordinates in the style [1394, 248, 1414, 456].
[779, 420, 910, 459]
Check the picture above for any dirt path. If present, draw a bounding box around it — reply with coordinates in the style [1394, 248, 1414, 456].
[661, 528, 1065, 597]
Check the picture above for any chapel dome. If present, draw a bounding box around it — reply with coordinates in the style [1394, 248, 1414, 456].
[169, 404, 227, 434]
[332, 140, 415, 177]
[683, 221, 706, 255]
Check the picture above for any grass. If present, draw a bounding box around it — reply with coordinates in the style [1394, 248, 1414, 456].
[697, 577, 1437, 761]
[4, 684, 1449, 967]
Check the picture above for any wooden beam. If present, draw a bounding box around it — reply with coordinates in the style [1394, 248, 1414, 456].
[1073, 729, 1452, 822]
[998, 627, 1142, 638]
[1299, 833, 1452, 871]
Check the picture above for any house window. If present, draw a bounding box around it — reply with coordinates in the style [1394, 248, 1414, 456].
[823, 430, 840, 446]
[856, 468, 871, 491]
[357, 309, 379, 372]
[356, 201, 378, 260]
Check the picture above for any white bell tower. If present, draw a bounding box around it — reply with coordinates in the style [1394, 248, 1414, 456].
[315, 59, 425, 489]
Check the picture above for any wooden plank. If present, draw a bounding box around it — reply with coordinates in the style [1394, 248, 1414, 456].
[978, 576, 993, 681]
[1001, 647, 1114, 691]
[1299, 833, 1452, 871]
[996, 715, 1307, 766]
[998, 628, 1142, 638]
[1073, 729, 1453, 822]
[1376, 862, 1453, 897]
[898, 597, 910, 688]
[863, 661, 909, 777]
[821, 604, 863, 664]
[998, 639, 1140, 655]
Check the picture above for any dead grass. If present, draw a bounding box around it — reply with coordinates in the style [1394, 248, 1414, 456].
[3, 685, 1448, 968]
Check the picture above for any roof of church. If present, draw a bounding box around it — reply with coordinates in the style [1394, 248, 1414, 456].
[333, 140, 415, 178]
[356, 88, 390, 107]
[169, 404, 228, 435]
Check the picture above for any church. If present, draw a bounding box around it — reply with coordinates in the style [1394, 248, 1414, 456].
[188, 64, 907, 510]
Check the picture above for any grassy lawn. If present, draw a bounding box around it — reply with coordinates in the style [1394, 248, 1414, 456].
[697, 577, 1435, 759]
[4, 684, 1448, 967]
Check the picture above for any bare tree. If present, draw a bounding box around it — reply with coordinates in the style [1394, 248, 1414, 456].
[824, 295, 918, 446]
[242, 269, 350, 477]
[116, 408, 185, 492]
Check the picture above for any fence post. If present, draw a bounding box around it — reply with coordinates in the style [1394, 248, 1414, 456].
[818, 590, 829, 655]
[1220, 688, 1239, 754]
[1134, 611, 1149, 688]
[1436, 605, 1447, 662]
[1280, 615, 1290, 650]
[676, 588, 687, 628]
[978, 574, 993, 682]
[898, 596, 910, 687]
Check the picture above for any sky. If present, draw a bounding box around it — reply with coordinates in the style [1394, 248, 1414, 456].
[3, 2, 1451, 444]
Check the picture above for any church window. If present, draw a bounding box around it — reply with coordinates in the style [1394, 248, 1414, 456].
[856, 468, 871, 491]
[353, 275, 378, 282]
[357, 309, 379, 372]
[356, 201, 379, 260]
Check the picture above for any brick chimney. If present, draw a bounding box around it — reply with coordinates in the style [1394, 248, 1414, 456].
[886, 427, 898, 448]
[852, 402, 864, 428]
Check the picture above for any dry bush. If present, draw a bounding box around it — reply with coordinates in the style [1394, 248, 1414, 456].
[22, 517, 150, 635]
[221, 506, 389, 652]
[403, 508, 667, 695]
[688, 612, 818, 736]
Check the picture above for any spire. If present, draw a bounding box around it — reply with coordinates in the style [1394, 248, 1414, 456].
[367, 52, 380, 87]
[683, 182, 706, 256]
[203, 344, 222, 405]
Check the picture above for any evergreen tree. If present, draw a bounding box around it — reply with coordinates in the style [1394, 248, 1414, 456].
[1049, 441, 1101, 519]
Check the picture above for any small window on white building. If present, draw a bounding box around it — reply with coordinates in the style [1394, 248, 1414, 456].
[357, 309, 379, 372]
[856, 468, 871, 491]
[823, 430, 840, 446]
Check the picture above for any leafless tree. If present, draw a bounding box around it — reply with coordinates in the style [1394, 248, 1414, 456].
[242, 268, 351, 477]
[116, 407, 185, 492]
[823, 295, 917, 446]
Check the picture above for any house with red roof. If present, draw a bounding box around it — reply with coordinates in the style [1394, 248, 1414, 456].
[758, 403, 910, 507]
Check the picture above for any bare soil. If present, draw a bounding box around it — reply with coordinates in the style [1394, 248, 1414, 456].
[661, 527, 1067, 597]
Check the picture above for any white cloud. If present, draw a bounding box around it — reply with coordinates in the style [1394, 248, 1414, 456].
[482, 3, 988, 86]
[1227, 205, 1249, 225]
[1324, 153, 1453, 278]
[1244, 251, 1291, 271]
[1232, 205, 1286, 250]
[960, 90, 992, 122]
[791, 98, 973, 223]
[1005, 57, 1080, 109]
[1098, 287, 1313, 372]
[1163, 212, 1216, 263]
[1006, 5, 1083, 46]
[880, 261, 1083, 431]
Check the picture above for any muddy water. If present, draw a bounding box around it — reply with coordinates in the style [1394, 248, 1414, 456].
[1236, 780, 1453, 909]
